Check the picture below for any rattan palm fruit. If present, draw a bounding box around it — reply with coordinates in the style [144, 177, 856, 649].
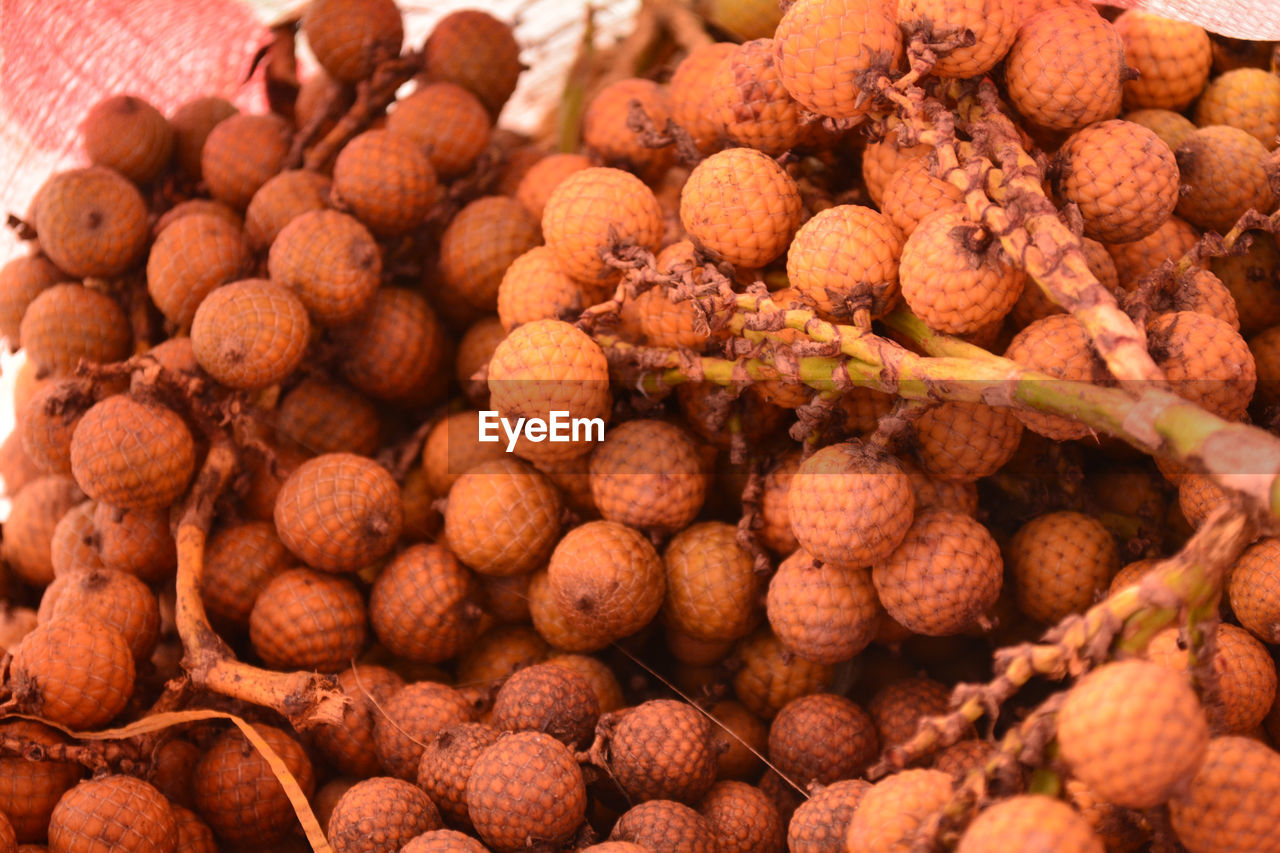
[313, 664, 405, 778]
[491, 662, 600, 748]
[387, 82, 491, 177]
[1213, 229, 1280, 335]
[670, 42, 737, 155]
[10, 615, 133, 729]
[583, 78, 674, 177]
[1002, 314, 1110, 440]
[1124, 110, 1197, 161]
[1053, 119, 1179, 243]
[465, 731, 586, 852]
[32, 167, 147, 278]
[20, 284, 130, 379]
[145, 211, 252, 328]
[81, 96, 173, 194]
[1194, 68, 1280, 149]
[732, 628, 834, 719]
[956, 794, 1104, 853]
[588, 419, 706, 533]
[786, 204, 901, 320]
[169, 95, 237, 180]
[48, 500, 103, 577]
[1107, 215, 1202, 291]
[631, 240, 724, 350]
[861, 130, 931, 208]
[868, 677, 953, 749]
[513, 153, 591, 222]
[542, 167, 663, 286]
[200, 113, 291, 209]
[20, 378, 95, 476]
[422, 10, 521, 117]
[190, 278, 310, 391]
[341, 286, 449, 406]
[332, 128, 436, 236]
[243, 169, 330, 251]
[913, 400, 1023, 482]
[699, 700, 763, 783]
[401, 829, 491, 853]
[899, 0, 1018, 78]
[873, 510, 1002, 637]
[547, 520, 664, 644]
[1175, 125, 1275, 234]
[772, 0, 902, 120]
[787, 441, 914, 569]
[1228, 537, 1280, 644]
[610, 800, 717, 853]
[48, 775, 176, 853]
[768, 693, 877, 788]
[416, 723, 501, 829]
[663, 520, 758, 642]
[1004, 6, 1125, 131]
[46, 568, 159, 662]
[326, 777, 440, 853]
[267, 209, 380, 326]
[454, 315, 504, 407]
[273, 452, 402, 572]
[370, 543, 481, 663]
[931, 738, 999, 781]
[880, 155, 964, 241]
[698, 780, 784, 853]
[69, 395, 195, 511]
[1169, 736, 1280, 853]
[275, 378, 380, 457]
[3, 476, 82, 585]
[757, 450, 800, 556]
[679, 147, 802, 268]
[787, 779, 869, 853]
[486, 318, 611, 463]
[443, 458, 562, 577]
[1113, 11, 1212, 111]
[899, 205, 1024, 334]
[303, 0, 403, 83]
[845, 768, 955, 853]
[1252, 326, 1280, 410]
[1147, 310, 1256, 421]
[440, 196, 541, 313]
[0, 253, 61, 350]
[455, 624, 548, 686]
[766, 549, 879, 664]
[497, 245, 585, 332]
[199, 520, 290, 625]
[421, 410, 507, 497]
[709, 38, 811, 156]
[374, 681, 477, 780]
[1009, 510, 1119, 624]
[546, 654, 624, 714]
[168, 804, 215, 853]
[1057, 659, 1208, 808]
[598, 699, 718, 804]
[1146, 623, 1276, 734]
[193, 724, 314, 846]
[1146, 266, 1240, 330]
[0, 720, 82, 843]
[248, 568, 366, 672]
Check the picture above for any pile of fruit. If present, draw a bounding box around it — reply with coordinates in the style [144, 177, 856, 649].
[1, 0, 1279, 850]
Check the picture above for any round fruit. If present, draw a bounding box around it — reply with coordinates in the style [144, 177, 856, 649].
[845, 769, 954, 853]
[898, 0, 1018, 78]
[20, 284, 131, 379]
[1169, 736, 1280, 853]
[1147, 310, 1256, 421]
[326, 777, 440, 853]
[49, 775, 176, 853]
[374, 682, 476, 781]
[787, 204, 902, 320]
[768, 693, 877, 787]
[248, 568, 367, 672]
[547, 520, 664, 644]
[0, 720, 83, 842]
[243, 169, 331, 251]
[193, 724, 315, 847]
[200, 113, 291, 209]
[190, 279, 310, 390]
[465, 732, 587, 852]
[369, 543, 481, 663]
[589, 419, 707, 533]
[601, 699, 718, 804]
[416, 723, 500, 829]
[679, 147, 803, 268]
[1113, 11, 1212, 110]
[303, 0, 403, 83]
[787, 779, 870, 853]
[422, 10, 521, 116]
[11, 615, 133, 730]
[1009, 510, 1119, 624]
[732, 628, 834, 719]
[699, 780, 785, 853]
[542, 167, 663, 286]
[490, 662, 600, 748]
[314, 664, 405, 778]
[766, 549, 879, 664]
[268, 209, 381, 326]
[956, 794, 1104, 853]
[388, 82, 492, 177]
[710, 39, 810, 156]
[1174, 125, 1275, 234]
[33, 167, 148, 277]
[443, 458, 562, 576]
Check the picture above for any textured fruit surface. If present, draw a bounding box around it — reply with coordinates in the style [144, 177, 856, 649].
[1169, 736, 1280, 853]
[787, 204, 901, 320]
[881, 155, 964, 241]
[276, 378, 381, 457]
[146, 211, 252, 328]
[845, 769, 955, 853]
[11, 616, 134, 729]
[388, 82, 491, 177]
[444, 458, 562, 576]
[314, 664, 405, 778]
[733, 629, 834, 719]
[1147, 310, 1256, 421]
[491, 662, 599, 748]
[710, 38, 810, 156]
[21, 284, 131, 379]
[1003, 314, 1111, 439]
[49, 775, 176, 853]
[416, 722, 500, 829]
[423, 10, 521, 116]
[1058, 659, 1208, 808]
[201, 113, 291, 209]
[33, 167, 148, 277]
[0, 720, 83, 842]
[191, 278, 310, 390]
[899, 0, 1017, 78]
[274, 453, 402, 572]
[1009, 511, 1119, 624]
[680, 147, 803, 268]
[788, 442, 914, 569]
[243, 169, 331, 251]
[21, 378, 94, 476]
[787, 778, 869, 853]
[49, 500, 104, 576]
[81, 94, 174, 184]
[333, 128, 436, 236]
[441, 196, 542, 313]
[772, 0, 902, 119]
[1146, 623, 1276, 734]
[199, 520, 290, 625]
[249, 568, 367, 672]
[374, 682, 476, 780]
[370, 543, 480, 663]
[303, 0, 403, 83]
[3, 476, 81, 585]
[956, 794, 1104, 853]
[1194, 68, 1280, 149]
[0, 253, 61, 349]
[604, 698, 717, 804]
[548, 520, 664, 643]
[1213, 230, 1280, 335]
[868, 677, 952, 748]
[48, 568, 159, 662]
[1228, 538, 1280, 644]
[70, 395, 195, 511]
[1124, 107, 1197, 151]
[699, 780, 785, 853]
[610, 800, 717, 852]
[497, 245, 584, 332]
[169, 95, 238, 180]
[663, 520, 758, 642]
[465, 732, 586, 852]
[1113, 11, 1212, 110]
[589, 419, 707, 533]
[193, 724, 315, 846]
[402, 829, 491, 853]
[326, 776, 440, 853]
[766, 549, 878, 663]
[769, 693, 877, 787]
[542, 167, 663, 286]
[1174, 125, 1275, 234]
[268, 209, 381, 326]
[914, 400, 1023, 482]
[1004, 7, 1125, 131]
[583, 77, 673, 176]
[339, 287, 448, 406]
[873, 510, 1002, 636]
[670, 42, 738, 154]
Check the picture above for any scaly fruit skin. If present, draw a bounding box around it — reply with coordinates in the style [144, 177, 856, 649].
[548, 520, 664, 643]
[389, 82, 491, 178]
[899, 205, 1024, 334]
[244, 169, 331, 251]
[897, 0, 1019, 78]
[303, 0, 404, 83]
[443, 458, 562, 577]
[881, 155, 964, 240]
[147, 212, 253, 328]
[193, 724, 315, 847]
[314, 665, 405, 778]
[589, 419, 707, 533]
[339, 287, 448, 407]
[872, 510, 1002, 636]
[190, 278, 310, 391]
[48, 567, 159, 662]
[868, 677, 953, 748]
[583, 78, 674, 177]
[733, 629, 835, 719]
[402, 830, 490, 853]
[1058, 660, 1208, 809]
[1053, 120, 1179, 243]
[3, 476, 81, 585]
[542, 167, 663, 286]
[663, 521, 760, 642]
[862, 130, 930, 206]
[33, 167, 148, 278]
[1169, 736, 1280, 853]
[1194, 68, 1280, 150]
[699, 780, 786, 853]
[333, 129, 437, 237]
[81, 94, 174, 185]
[1147, 310, 1256, 422]
[845, 769, 955, 853]
[249, 568, 367, 672]
[465, 732, 587, 853]
[49, 775, 177, 853]
[1106, 215, 1201, 290]
[20, 284, 131, 380]
[1004, 6, 1125, 131]
[276, 378, 381, 458]
[1146, 624, 1277, 734]
[1003, 314, 1111, 440]
[497, 245, 584, 332]
[766, 550, 879, 664]
[679, 147, 804, 268]
[787, 779, 869, 853]
[1113, 11, 1212, 111]
[422, 10, 522, 117]
[1174, 125, 1275, 234]
[70, 395, 195, 511]
[491, 663, 600, 748]
[417, 723, 501, 829]
[773, 0, 903, 120]
[169, 95, 238, 180]
[0, 720, 83, 842]
[374, 682, 477, 781]
[440, 195, 542, 313]
[1009, 510, 1119, 624]
[11, 616, 134, 730]
[0, 253, 62, 349]
[603, 699, 718, 804]
[956, 794, 1104, 853]
[1124, 107, 1197, 151]
[610, 800, 718, 853]
[914, 400, 1023, 482]
[1213, 230, 1280, 335]
[199, 521, 289, 625]
[788, 442, 914, 569]
[787, 204, 902, 320]
[768, 694, 878, 787]
[326, 777, 441, 853]
[268, 209, 382, 327]
[200, 113, 291, 210]
[1228, 538, 1280, 644]
[370, 544, 480, 663]
[671, 42, 738, 154]
[514, 153, 592, 221]
[710, 39, 811, 156]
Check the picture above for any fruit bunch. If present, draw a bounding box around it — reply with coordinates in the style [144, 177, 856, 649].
[1, 0, 1280, 851]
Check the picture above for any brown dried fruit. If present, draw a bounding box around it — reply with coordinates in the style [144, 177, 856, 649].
[845, 768, 955, 853]
[81, 94, 174, 185]
[610, 800, 717, 853]
[374, 682, 477, 780]
[733, 628, 834, 719]
[303, 0, 403, 83]
[332, 129, 437, 236]
[698, 780, 785, 853]
[787, 779, 870, 853]
[243, 169, 331, 251]
[193, 724, 315, 847]
[0, 720, 83, 843]
[767, 550, 879, 664]
[491, 662, 600, 748]
[1169, 736, 1280, 853]
[267, 209, 381, 327]
[33, 167, 148, 278]
[70, 395, 195, 511]
[314, 665, 405, 778]
[327, 776, 441, 853]
[20, 284, 131, 379]
[190, 278, 311, 390]
[3, 476, 82, 585]
[601, 699, 718, 804]
[465, 731, 587, 852]
[444, 458, 562, 577]
[46, 568, 159, 662]
[200, 113, 291, 209]
[199, 520, 290, 625]
[249, 568, 367, 672]
[768, 694, 877, 787]
[548, 521, 664, 644]
[422, 10, 521, 116]
[49, 775, 176, 853]
[10, 615, 134, 729]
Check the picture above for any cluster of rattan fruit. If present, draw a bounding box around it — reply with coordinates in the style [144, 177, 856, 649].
[1, 0, 1280, 850]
